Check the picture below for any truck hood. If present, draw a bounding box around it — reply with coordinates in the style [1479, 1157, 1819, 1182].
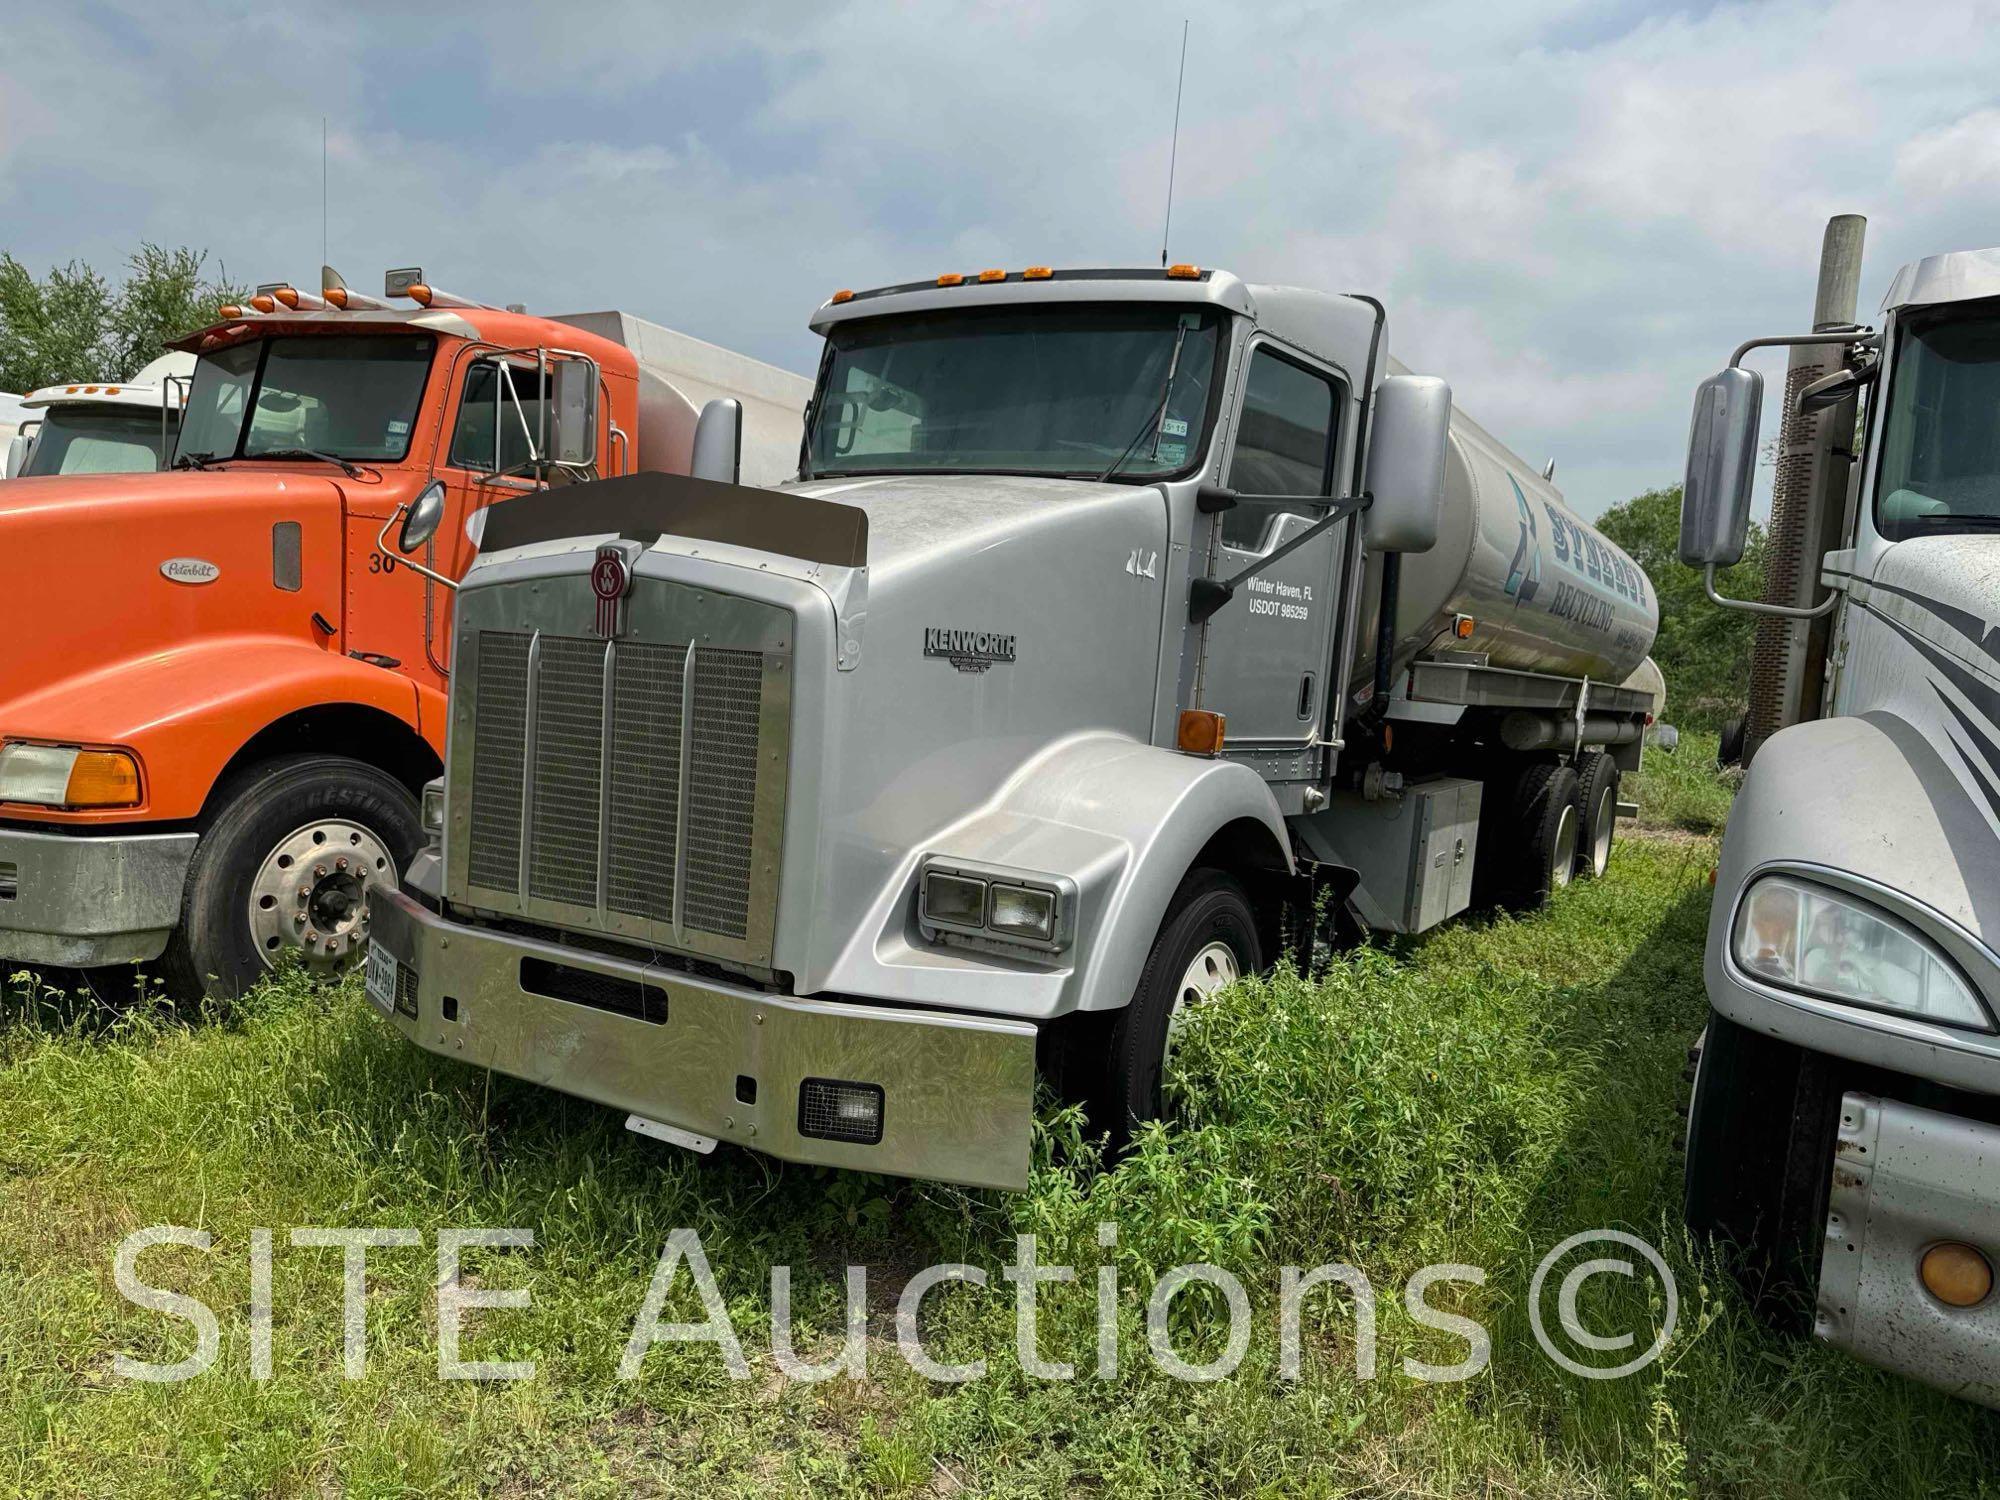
[0, 466, 409, 738]
[1860, 534, 2000, 687]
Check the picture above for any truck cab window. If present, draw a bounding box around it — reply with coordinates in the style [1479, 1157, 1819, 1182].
[1222, 347, 1337, 549]
[449, 359, 556, 475]
[1877, 311, 2000, 539]
[175, 334, 434, 465]
[807, 306, 1224, 480]
[22, 409, 171, 476]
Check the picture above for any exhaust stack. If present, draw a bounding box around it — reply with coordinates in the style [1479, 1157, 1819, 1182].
[1745, 213, 1866, 764]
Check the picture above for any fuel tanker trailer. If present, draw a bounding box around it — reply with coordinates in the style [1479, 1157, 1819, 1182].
[364, 266, 1665, 1191]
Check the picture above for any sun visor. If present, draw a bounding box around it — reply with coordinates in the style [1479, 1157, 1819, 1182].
[478, 470, 868, 569]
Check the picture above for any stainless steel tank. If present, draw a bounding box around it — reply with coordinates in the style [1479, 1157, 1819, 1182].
[1356, 402, 1659, 692]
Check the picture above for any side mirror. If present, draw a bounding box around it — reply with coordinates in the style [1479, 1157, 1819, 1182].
[398, 479, 447, 554]
[3, 433, 26, 480]
[1795, 358, 1876, 415]
[691, 398, 743, 484]
[1680, 367, 1761, 567]
[549, 360, 598, 468]
[1363, 374, 1450, 553]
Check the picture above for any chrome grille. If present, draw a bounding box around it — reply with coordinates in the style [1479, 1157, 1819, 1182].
[684, 647, 764, 939]
[454, 586, 790, 969]
[467, 632, 530, 891]
[606, 642, 686, 924]
[528, 637, 608, 907]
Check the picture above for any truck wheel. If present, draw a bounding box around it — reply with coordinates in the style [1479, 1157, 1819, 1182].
[157, 755, 421, 1001]
[1101, 868, 1262, 1147]
[1481, 761, 1580, 910]
[1683, 1008, 1843, 1332]
[1575, 752, 1620, 879]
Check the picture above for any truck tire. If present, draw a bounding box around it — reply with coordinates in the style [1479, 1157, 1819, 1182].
[1479, 761, 1580, 911]
[1099, 868, 1262, 1148]
[1718, 714, 1747, 768]
[1683, 1008, 1843, 1332]
[1575, 751, 1620, 880]
[157, 755, 421, 1002]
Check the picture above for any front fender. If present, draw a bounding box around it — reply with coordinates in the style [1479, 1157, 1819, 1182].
[1, 634, 423, 823]
[1709, 711, 2000, 1094]
[819, 732, 1290, 1021]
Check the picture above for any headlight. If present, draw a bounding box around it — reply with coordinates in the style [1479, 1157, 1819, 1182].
[1733, 874, 1992, 1031]
[0, 743, 141, 808]
[919, 859, 1069, 952]
[421, 777, 446, 837]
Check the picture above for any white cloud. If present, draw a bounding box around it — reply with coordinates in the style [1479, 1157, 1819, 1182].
[5, 0, 2000, 514]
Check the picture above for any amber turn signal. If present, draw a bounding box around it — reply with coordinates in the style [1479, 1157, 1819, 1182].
[830, 288, 855, 304]
[936, 272, 965, 287]
[1921, 1242, 1993, 1308]
[977, 268, 1006, 283]
[1022, 266, 1053, 280]
[1177, 709, 1226, 756]
[66, 751, 142, 808]
[1165, 263, 1201, 280]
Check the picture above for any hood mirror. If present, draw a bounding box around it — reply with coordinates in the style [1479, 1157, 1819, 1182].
[691, 398, 744, 484]
[398, 479, 447, 554]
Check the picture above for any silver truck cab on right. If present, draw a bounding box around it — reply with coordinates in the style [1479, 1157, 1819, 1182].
[1679, 223, 2000, 1407]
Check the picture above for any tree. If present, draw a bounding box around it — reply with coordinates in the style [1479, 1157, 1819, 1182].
[0, 244, 247, 394]
[1596, 484, 1766, 730]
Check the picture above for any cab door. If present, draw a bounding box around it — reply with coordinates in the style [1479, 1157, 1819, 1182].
[424, 354, 564, 678]
[1194, 341, 1347, 780]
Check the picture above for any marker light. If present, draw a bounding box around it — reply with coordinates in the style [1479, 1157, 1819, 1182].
[0, 744, 142, 808]
[218, 305, 245, 319]
[978, 268, 1006, 283]
[1733, 875, 1992, 1031]
[830, 288, 855, 304]
[1166, 263, 1202, 280]
[272, 286, 327, 311]
[1023, 266, 1054, 280]
[1921, 1243, 1993, 1307]
[249, 294, 277, 313]
[1177, 709, 1226, 756]
[936, 273, 965, 287]
[404, 284, 434, 307]
[1455, 615, 1476, 638]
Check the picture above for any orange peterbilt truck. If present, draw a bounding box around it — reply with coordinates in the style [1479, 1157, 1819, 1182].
[0, 268, 808, 996]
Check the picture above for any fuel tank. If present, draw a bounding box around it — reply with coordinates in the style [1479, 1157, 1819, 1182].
[1360, 403, 1659, 691]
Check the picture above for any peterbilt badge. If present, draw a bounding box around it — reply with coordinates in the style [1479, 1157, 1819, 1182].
[591, 543, 637, 638]
[160, 558, 221, 585]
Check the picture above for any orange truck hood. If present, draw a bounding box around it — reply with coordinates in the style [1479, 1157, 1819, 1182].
[0, 467, 426, 779]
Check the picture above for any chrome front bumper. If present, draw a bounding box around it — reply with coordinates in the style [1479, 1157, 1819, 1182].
[364, 886, 1039, 1190]
[0, 824, 197, 967]
[1819, 1093, 2000, 1408]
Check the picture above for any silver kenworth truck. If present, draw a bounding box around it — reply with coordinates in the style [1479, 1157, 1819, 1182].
[1680, 218, 2000, 1406]
[364, 266, 1661, 1191]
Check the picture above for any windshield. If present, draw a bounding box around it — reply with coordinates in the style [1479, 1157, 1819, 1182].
[175, 334, 434, 465]
[1876, 308, 2000, 539]
[23, 407, 173, 476]
[805, 305, 1226, 480]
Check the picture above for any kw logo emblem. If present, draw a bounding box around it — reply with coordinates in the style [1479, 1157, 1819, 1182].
[591, 543, 637, 638]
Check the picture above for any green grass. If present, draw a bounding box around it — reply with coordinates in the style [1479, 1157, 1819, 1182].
[1631, 730, 1739, 836]
[4, 814, 1996, 1495]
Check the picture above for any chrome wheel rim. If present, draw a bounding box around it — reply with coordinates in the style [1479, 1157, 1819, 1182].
[1589, 784, 1615, 877]
[246, 820, 395, 974]
[1551, 804, 1578, 891]
[1165, 939, 1242, 1061]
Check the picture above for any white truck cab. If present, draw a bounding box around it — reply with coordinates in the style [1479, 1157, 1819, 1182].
[4, 350, 196, 479]
[1680, 221, 2000, 1407]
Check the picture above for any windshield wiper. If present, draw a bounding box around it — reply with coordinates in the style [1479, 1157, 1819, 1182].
[1097, 318, 1193, 483]
[248, 447, 370, 480]
[173, 451, 218, 471]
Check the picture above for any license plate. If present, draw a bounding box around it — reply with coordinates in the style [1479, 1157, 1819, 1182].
[364, 943, 399, 1017]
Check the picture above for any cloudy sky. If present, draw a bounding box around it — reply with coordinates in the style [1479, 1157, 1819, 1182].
[4, 0, 1996, 516]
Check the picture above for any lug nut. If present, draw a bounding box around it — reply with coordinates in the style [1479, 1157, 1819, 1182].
[335, 857, 349, 871]
[294, 914, 306, 928]
[314, 864, 328, 878]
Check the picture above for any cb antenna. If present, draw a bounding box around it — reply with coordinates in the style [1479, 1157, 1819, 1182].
[1160, 20, 1189, 267]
